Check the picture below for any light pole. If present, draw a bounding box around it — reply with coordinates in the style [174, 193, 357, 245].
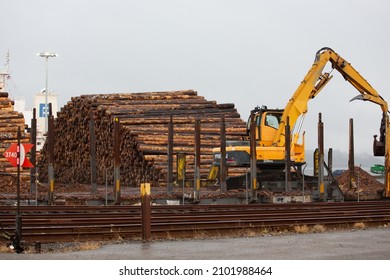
[37, 52, 57, 133]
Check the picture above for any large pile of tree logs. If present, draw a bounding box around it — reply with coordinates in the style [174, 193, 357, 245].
[0, 92, 30, 182]
[38, 90, 247, 188]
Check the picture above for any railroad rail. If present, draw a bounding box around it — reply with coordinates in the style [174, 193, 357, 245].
[1, 201, 390, 244]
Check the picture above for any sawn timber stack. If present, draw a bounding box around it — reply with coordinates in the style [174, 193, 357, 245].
[38, 90, 247, 188]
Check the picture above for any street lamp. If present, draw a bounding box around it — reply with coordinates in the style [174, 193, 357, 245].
[37, 52, 57, 133]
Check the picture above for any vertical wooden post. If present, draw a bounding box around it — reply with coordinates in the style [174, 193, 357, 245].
[167, 113, 174, 195]
[113, 117, 121, 203]
[89, 112, 97, 195]
[220, 117, 227, 193]
[141, 183, 151, 242]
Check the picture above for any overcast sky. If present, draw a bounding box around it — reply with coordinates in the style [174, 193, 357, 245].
[1, 0, 389, 158]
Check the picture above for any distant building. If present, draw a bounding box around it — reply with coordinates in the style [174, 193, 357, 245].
[13, 92, 58, 151]
[34, 90, 58, 133]
[13, 96, 32, 121]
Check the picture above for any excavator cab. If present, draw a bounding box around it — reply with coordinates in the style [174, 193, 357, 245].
[213, 106, 287, 168]
[245, 106, 284, 145]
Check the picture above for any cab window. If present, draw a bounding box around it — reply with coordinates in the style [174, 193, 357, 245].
[265, 114, 280, 129]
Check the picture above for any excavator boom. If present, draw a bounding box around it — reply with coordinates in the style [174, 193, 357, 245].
[272, 47, 390, 198]
[273, 47, 388, 146]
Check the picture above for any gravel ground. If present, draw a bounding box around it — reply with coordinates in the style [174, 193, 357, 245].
[1, 227, 390, 260]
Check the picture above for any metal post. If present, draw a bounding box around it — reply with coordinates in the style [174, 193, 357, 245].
[182, 172, 185, 205]
[89, 112, 97, 195]
[48, 104, 55, 205]
[37, 52, 57, 133]
[285, 116, 291, 192]
[220, 117, 227, 193]
[328, 148, 334, 199]
[249, 111, 257, 202]
[385, 114, 390, 198]
[167, 113, 174, 195]
[348, 118, 355, 187]
[30, 108, 37, 195]
[318, 113, 325, 201]
[44, 56, 49, 132]
[194, 119, 201, 201]
[245, 169, 249, 204]
[302, 164, 307, 203]
[14, 127, 23, 253]
[358, 164, 361, 202]
[328, 148, 333, 176]
[141, 183, 151, 242]
[105, 168, 108, 206]
[113, 117, 121, 203]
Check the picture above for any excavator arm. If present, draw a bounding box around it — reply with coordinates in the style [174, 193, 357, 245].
[273, 47, 390, 197]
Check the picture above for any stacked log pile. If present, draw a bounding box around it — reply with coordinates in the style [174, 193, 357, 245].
[38, 90, 247, 188]
[0, 92, 31, 183]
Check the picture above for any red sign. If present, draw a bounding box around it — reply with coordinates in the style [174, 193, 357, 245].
[3, 143, 34, 168]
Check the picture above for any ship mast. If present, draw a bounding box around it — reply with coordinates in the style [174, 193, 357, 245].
[0, 50, 10, 91]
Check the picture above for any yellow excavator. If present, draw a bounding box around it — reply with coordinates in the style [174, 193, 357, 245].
[212, 47, 390, 198]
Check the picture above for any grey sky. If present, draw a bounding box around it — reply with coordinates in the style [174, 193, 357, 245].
[1, 0, 389, 156]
